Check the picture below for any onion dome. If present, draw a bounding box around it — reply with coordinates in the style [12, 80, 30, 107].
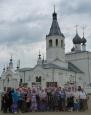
[38, 51, 41, 59]
[73, 33, 82, 44]
[71, 47, 75, 52]
[6, 66, 9, 70]
[81, 36, 87, 45]
[2, 66, 5, 73]
[9, 56, 13, 69]
[81, 28, 87, 45]
[9, 56, 13, 65]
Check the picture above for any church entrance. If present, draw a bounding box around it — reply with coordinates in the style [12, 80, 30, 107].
[32, 82, 41, 88]
[46, 82, 57, 87]
[31, 76, 42, 88]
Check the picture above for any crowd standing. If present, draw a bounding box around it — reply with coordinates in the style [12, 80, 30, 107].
[1, 85, 89, 113]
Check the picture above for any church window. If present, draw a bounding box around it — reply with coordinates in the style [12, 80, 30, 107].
[61, 40, 64, 48]
[19, 78, 23, 86]
[56, 39, 58, 46]
[49, 39, 52, 47]
[20, 78, 22, 83]
[36, 76, 41, 82]
[39, 76, 41, 82]
[36, 76, 38, 82]
[8, 78, 9, 82]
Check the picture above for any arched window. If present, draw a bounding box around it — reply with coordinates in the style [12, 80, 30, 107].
[36, 76, 41, 82]
[39, 76, 41, 82]
[61, 40, 64, 48]
[56, 39, 58, 46]
[20, 78, 22, 83]
[19, 78, 23, 86]
[49, 39, 52, 47]
[36, 76, 38, 82]
[8, 78, 9, 83]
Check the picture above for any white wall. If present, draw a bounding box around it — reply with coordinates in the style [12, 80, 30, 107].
[19, 65, 82, 88]
[46, 35, 65, 63]
[75, 44, 81, 51]
[65, 52, 91, 87]
[52, 60, 68, 69]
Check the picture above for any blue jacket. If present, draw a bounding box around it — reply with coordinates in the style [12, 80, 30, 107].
[12, 90, 19, 103]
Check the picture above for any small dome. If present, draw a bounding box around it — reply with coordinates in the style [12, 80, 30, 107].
[71, 47, 75, 52]
[81, 36, 87, 45]
[3, 67, 5, 71]
[53, 12, 57, 20]
[10, 58, 12, 62]
[73, 33, 82, 44]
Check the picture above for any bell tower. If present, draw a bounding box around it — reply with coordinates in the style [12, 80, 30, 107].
[46, 8, 65, 63]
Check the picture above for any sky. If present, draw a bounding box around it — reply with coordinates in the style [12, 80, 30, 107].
[0, 0, 91, 73]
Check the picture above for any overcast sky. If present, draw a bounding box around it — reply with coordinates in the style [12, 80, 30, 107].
[0, 0, 91, 73]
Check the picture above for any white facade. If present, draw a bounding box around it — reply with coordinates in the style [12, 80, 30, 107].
[0, 58, 20, 91]
[19, 65, 83, 88]
[65, 51, 91, 87]
[18, 10, 86, 88]
[74, 44, 81, 51]
[0, 10, 91, 91]
[82, 44, 86, 51]
[46, 35, 65, 63]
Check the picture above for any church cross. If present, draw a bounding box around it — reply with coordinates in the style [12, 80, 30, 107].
[82, 25, 86, 37]
[54, 5, 55, 13]
[75, 25, 78, 34]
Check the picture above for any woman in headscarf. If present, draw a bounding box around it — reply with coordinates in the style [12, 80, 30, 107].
[31, 89, 38, 111]
[11, 89, 19, 113]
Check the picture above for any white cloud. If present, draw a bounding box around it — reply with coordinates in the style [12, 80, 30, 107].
[0, 40, 46, 74]
[0, 0, 91, 74]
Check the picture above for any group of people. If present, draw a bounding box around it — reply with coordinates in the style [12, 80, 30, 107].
[1, 85, 89, 113]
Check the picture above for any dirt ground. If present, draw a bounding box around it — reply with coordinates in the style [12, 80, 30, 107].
[0, 95, 91, 115]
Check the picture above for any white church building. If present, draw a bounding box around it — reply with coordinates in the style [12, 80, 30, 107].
[0, 9, 91, 91]
[0, 57, 20, 91]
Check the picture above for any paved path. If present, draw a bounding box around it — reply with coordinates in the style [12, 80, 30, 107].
[0, 111, 90, 115]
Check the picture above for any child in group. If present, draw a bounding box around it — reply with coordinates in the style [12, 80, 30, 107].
[74, 98, 80, 112]
[74, 90, 80, 112]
